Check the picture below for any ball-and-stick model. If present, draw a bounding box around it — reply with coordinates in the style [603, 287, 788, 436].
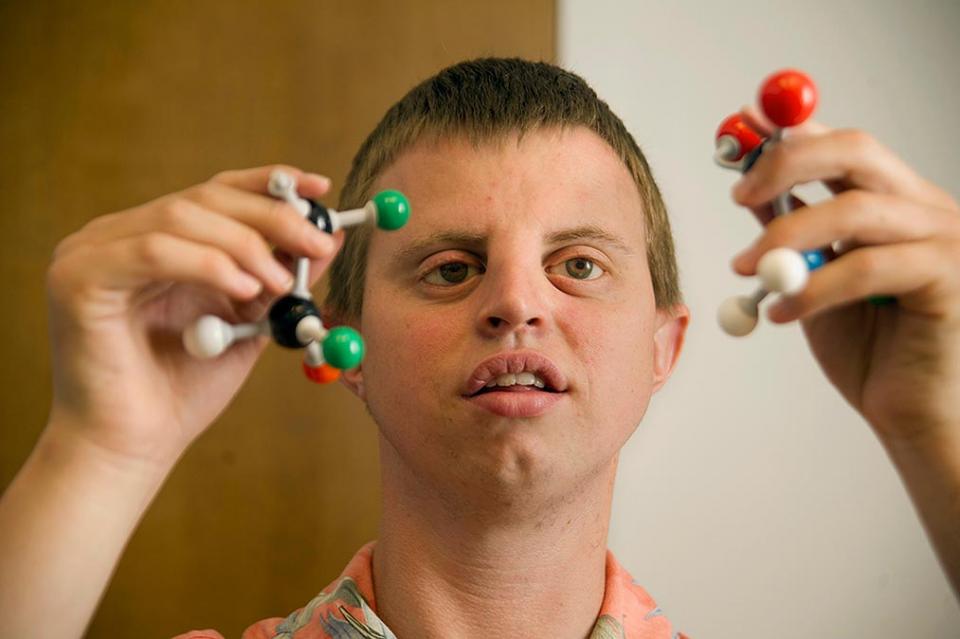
[182, 169, 410, 382]
[714, 69, 827, 336]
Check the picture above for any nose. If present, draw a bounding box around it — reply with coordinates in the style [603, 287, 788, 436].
[475, 256, 550, 340]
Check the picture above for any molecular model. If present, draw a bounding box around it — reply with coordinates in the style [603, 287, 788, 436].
[182, 169, 410, 382]
[713, 69, 826, 337]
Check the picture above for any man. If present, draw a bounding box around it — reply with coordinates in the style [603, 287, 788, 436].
[1, 59, 958, 639]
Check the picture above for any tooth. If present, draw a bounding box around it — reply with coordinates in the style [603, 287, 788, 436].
[516, 372, 536, 386]
[485, 380, 497, 388]
[533, 377, 545, 389]
[496, 373, 516, 386]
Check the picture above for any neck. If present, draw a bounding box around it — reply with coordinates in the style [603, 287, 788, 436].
[372, 436, 616, 639]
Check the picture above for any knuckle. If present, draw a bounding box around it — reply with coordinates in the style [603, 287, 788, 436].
[181, 182, 210, 205]
[850, 249, 882, 281]
[946, 193, 960, 213]
[763, 214, 794, 245]
[266, 195, 288, 220]
[51, 232, 80, 261]
[46, 250, 87, 305]
[200, 251, 236, 281]
[82, 211, 118, 232]
[938, 239, 960, 265]
[834, 190, 885, 236]
[190, 180, 228, 208]
[838, 188, 873, 210]
[158, 197, 194, 229]
[836, 189, 875, 224]
[763, 142, 792, 176]
[210, 168, 238, 184]
[930, 241, 960, 313]
[238, 227, 270, 257]
[933, 186, 960, 214]
[136, 232, 170, 265]
[46, 251, 73, 292]
[267, 198, 300, 234]
[788, 288, 816, 314]
[839, 128, 878, 156]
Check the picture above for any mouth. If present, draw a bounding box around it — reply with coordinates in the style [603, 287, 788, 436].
[469, 372, 562, 396]
[462, 351, 568, 418]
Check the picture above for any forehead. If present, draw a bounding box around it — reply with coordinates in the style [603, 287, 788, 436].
[368, 126, 646, 253]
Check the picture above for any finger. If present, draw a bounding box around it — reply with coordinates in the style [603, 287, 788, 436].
[155, 199, 300, 294]
[51, 233, 265, 309]
[65, 197, 337, 295]
[69, 184, 337, 267]
[740, 104, 833, 138]
[747, 194, 807, 227]
[118, 199, 302, 294]
[234, 231, 345, 323]
[738, 104, 774, 137]
[732, 128, 955, 211]
[281, 229, 345, 288]
[210, 165, 332, 199]
[270, 237, 343, 296]
[182, 182, 337, 259]
[765, 240, 960, 322]
[738, 107, 847, 197]
[732, 191, 960, 276]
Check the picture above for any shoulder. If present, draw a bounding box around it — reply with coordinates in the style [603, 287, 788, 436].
[601, 550, 690, 639]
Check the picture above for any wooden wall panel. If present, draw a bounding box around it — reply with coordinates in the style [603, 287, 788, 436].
[0, 2, 555, 636]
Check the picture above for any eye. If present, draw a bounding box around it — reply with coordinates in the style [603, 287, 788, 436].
[423, 261, 483, 286]
[554, 257, 604, 281]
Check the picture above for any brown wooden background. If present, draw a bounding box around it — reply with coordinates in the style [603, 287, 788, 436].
[0, 2, 554, 636]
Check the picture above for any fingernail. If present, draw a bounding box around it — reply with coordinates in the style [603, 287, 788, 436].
[731, 253, 750, 273]
[732, 245, 758, 272]
[732, 175, 754, 202]
[767, 299, 794, 322]
[308, 173, 332, 189]
[270, 261, 294, 289]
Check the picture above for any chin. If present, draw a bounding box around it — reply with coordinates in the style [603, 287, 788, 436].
[452, 424, 615, 510]
[373, 395, 623, 511]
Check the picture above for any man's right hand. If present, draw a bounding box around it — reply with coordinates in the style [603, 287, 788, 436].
[44, 165, 342, 470]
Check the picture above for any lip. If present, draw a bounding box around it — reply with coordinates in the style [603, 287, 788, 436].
[461, 350, 569, 396]
[466, 386, 565, 418]
[461, 350, 569, 418]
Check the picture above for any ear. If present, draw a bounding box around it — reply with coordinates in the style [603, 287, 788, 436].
[320, 306, 366, 401]
[651, 304, 689, 393]
[339, 363, 365, 400]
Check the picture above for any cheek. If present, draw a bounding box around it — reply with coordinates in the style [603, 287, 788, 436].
[559, 296, 658, 429]
[564, 298, 655, 378]
[360, 288, 464, 409]
[359, 289, 469, 469]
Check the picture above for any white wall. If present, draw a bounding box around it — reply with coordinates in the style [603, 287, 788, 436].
[559, 2, 960, 637]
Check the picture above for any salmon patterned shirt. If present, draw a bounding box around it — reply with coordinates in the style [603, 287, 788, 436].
[174, 542, 687, 639]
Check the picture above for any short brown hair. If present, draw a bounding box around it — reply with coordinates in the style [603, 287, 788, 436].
[324, 58, 681, 322]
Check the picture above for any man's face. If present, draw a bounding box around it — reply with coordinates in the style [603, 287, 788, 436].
[348, 127, 686, 507]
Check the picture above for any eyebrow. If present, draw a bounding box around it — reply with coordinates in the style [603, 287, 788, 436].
[546, 225, 636, 256]
[391, 231, 487, 265]
[392, 225, 636, 265]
